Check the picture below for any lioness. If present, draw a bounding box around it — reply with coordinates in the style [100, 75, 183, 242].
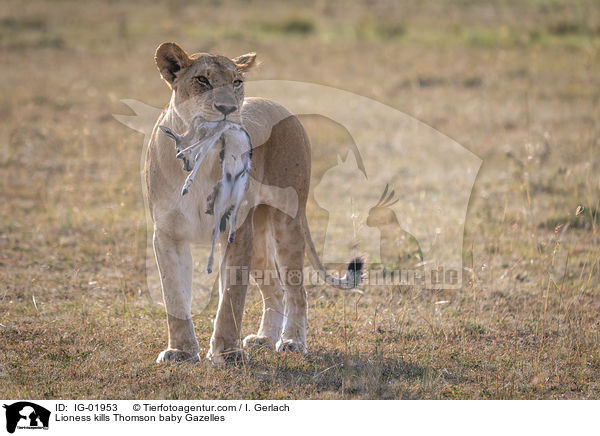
[146, 42, 363, 363]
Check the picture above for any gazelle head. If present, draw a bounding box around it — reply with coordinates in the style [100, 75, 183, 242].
[159, 117, 206, 171]
[366, 184, 399, 227]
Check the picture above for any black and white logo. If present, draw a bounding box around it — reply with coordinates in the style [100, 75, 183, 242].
[3, 402, 50, 434]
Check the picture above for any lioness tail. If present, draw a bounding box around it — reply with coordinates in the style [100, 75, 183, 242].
[301, 214, 365, 291]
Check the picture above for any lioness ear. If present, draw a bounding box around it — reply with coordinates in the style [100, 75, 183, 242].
[232, 52, 257, 73]
[155, 42, 191, 88]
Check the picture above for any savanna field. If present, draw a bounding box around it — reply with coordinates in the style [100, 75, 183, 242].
[1, 0, 599, 399]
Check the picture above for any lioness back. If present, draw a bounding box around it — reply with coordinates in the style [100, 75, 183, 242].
[241, 97, 311, 204]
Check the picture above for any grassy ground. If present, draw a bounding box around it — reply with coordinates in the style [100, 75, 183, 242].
[1, 0, 600, 399]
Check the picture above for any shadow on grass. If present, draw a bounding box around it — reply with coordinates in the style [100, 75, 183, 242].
[242, 348, 425, 399]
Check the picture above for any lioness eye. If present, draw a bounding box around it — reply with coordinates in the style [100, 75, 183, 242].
[233, 79, 243, 87]
[195, 76, 212, 88]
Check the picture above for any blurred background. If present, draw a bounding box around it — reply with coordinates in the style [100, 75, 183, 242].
[1, 0, 599, 399]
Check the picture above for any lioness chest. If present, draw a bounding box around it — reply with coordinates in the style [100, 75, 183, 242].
[151, 143, 225, 244]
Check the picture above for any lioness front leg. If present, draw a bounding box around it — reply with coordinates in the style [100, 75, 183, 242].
[153, 230, 200, 363]
[207, 215, 253, 364]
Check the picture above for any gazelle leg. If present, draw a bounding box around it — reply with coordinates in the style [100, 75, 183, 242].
[180, 154, 203, 196]
[227, 177, 247, 243]
[227, 198, 247, 243]
[177, 122, 230, 162]
[206, 184, 225, 274]
[207, 211, 221, 274]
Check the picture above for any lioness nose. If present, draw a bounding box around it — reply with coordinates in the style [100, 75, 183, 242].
[214, 103, 237, 116]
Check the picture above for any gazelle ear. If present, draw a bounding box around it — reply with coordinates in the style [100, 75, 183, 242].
[155, 42, 191, 88]
[386, 197, 399, 207]
[159, 125, 181, 143]
[375, 184, 389, 206]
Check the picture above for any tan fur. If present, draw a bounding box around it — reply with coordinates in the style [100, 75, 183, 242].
[146, 42, 360, 364]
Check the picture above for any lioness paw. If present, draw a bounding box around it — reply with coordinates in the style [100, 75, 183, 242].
[156, 349, 200, 364]
[276, 339, 307, 354]
[243, 334, 276, 349]
[207, 348, 248, 365]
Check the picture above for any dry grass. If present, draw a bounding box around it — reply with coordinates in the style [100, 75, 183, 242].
[1, 0, 600, 399]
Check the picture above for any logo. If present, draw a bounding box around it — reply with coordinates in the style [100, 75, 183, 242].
[3, 402, 50, 434]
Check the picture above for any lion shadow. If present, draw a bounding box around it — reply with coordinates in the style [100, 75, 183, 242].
[244, 348, 426, 399]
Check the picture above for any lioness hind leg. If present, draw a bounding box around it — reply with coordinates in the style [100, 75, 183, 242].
[244, 207, 284, 350]
[153, 231, 200, 363]
[273, 216, 308, 354]
[244, 269, 284, 349]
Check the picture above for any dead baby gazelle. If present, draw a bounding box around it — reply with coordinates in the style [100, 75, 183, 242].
[159, 119, 231, 196]
[205, 126, 252, 273]
[159, 118, 252, 274]
[158, 117, 207, 172]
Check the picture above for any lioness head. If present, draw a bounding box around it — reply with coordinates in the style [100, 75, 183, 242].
[155, 42, 256, 124]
